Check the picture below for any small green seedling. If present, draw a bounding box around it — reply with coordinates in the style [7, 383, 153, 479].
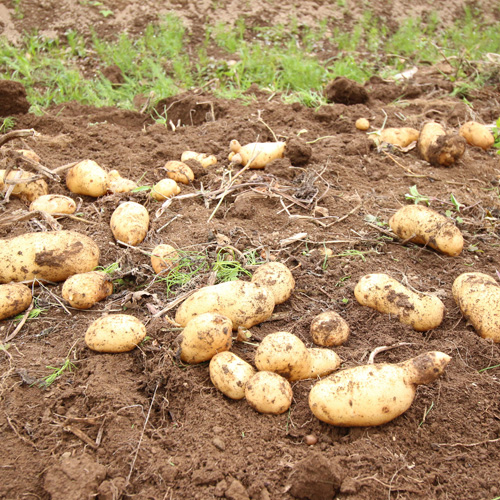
[39, 358, 77, 387]
[418, 401, 434, 427]
[0, 117, 16, 133]
[405, 185, 430, 206]
[212, 248, 251, 282]
[364, 214, 388, 227]
[492, 117, 500, 154]
[478, 363, 500, 373]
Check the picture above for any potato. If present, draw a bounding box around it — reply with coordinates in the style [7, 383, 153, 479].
[452, 272, 500, 343]
[254, 331, 311, 381]
[245, 371, 293, 415]
[179, 312, 233, 364]
[0, 283, 32, 320]
[229, 140, 285, 169]
[16, 149, 41, 162]
[62, 271, 113, 309]
[459, 121, 494, 150]
[0, 230, 100, 284]
[309, 351, 451, 426]
[29, 194, 76, 214]
[389, 204, 464, 256]
[355, 118, 370, 131]
[0, 169, 49, 202]
[163, 160, 194, 185]
[354, 273, 445, 331]
[209, 351, 256, 399]
[310, 311, 350, 347]
[250, 261, 295, 304]
[417, 122, 466, 166]
[151, 244, 178, 275]
[181, 151, 217, 168]
[66, 159, 108, 197]
[85, 314, 146, 353]
[175, 280, 275, 329]
[107, 170, 138, 193]
[378, 127, 419, 148]
[150, 179, 181, 201]
[110, 201, 149, 246]
[308, 348, 341, 379]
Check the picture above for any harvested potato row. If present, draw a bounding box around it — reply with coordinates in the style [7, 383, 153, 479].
[66, 159, 108, 197]
[251, 261, 295, 305]
[310, 310, 350, 347]
[245, 371, 293, 415]
[229, 140, 285, 169]
[62, 271, 113, 309]
[417, 122, 466, 166]
[0, 283, 32, 320]
[0, 169, 49, 202]
[459, 121, 494, 150]
[209, 351, 255, 399]
[29, 194, 76, 214]
[110, 201, 149, 246]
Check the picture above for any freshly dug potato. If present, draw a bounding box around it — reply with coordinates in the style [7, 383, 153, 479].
[459, 121, 495, 150]
[378, 127, 419, 148]
[0, 169, 49, 202]
[163, 161, 194, 185]
[310, 311, 350, 347]
[250, 261, 295, 304]
[308, 348, 341, 379]
[179, 312, 233, 364]
[181, 151, 217, 168]
[417, 122, 466, 166]
[209, 351, 256, 399]
[110, 201, 149, 246]
[62, 271, 113, 309]
[29, 194, 76, 214]
[175, 280, 275, 329]
[309, 351, 451, 426]
[452, 272, 500, 343]
[389, 204, 464, 256]
[107, 170, 138, 193]
[354, 273, 445, 331]
[66, 159, 108, 197]
[0, 230, 100, 284]
[355, 118, 370, 131]
[229, 140, 285, 169]
[254, 331, 311, 381]
[85, 314, 146, 353]
[150, 179, 181, 201]
[245, 371, 293, 415]
[0, 283, 32, 320]
[16, 149, 41, 162]
[151, 244, 178, 275]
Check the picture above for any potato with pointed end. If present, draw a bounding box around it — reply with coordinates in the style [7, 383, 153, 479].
[309, 351, 451, 426]
[181, 151, 217, 168]
[0, 169, 49, 202]
[459, 121, 495, 150]
[66, 159, 108, 197]
[245, 371, 293, 415]
[417, 122, 466, 166]
[209, 351, 256, 399]
[62, 271, 113, 309]
[310, 311, 350, 347]
[389, 204, 464, 256]
[151, 244, 178, 275]
[110, 201, 149, 246]
[308, 348, 341, 379]
[163, 161, 194, 185]
[452, 272, 500, 343]
[107, 170, 138, 193]
[354, 273, 445, 331]
[251, 261, 295, 304]
[150, 179, 180, 201]
[29, 194, 76, 214]
[378, 127, 419, 148]
[0, 283, 32, 320]
[229, 139, 285, 169]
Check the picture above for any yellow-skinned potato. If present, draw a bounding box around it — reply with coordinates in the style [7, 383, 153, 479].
[378, 127, 419, 148]
[85, 314, 146, 353]
[417, 122, 466, 166]
[175, 280, 275, 330]
[0, 230, 100, 284]
[62, 271, 113, 309]
[354, 273, 445, 331]
[16, 149, 41, 162]
[0, 283, 32, 320]
[181, 151, 217, 168]
[309, 351, 451, 426]
[229, 140, 285, 169]
[163, 161, 194, 185]
[310, 311, 350, 347]
[209, 351, 256, 399]
[308, 348, 341, 379]
[151, 244, 178, 275]
[459, 121, 494, 150]
[29, 194, 76, 214]
[179, 312, 233, 364]
[452, 272, 500, 343]
[107, 170, 138, 193]
[245, 371, 293, 415]
[355, 118, 370, 131]
[110, 201, 149, 246]
[0, 169, 49, 202]
[250, 261, 295, 304]
[389, 204, 463, 256]
[66, 159, 108, 197]
[150, 179, 181, 201]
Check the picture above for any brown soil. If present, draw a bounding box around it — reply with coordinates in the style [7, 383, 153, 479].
[1, 2, 500, 500]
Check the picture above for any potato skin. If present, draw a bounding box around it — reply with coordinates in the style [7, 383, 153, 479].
[0, 169, 49, 202]
[245, 371, 293, 415]
[389, 204, 463, 256]
[66, 159, 108, 197]
[251, 262, 295, 304]
[459, 121, 494, 150]
[0, 283, 32, 320]
[355, 118, 370, 131]
[110, 201, 149, 246]
[230, 140, 285, 169]
[163, 161, 194, 185]
[209, 351, 255, 399]
[151, 179, 181, 201]
[379, 127, 419, 148]
[107, 170, 138, 193]
[354, 273, 445, 331]
[0, 230, 100, 284]
[29, 194, 77, 214]
[308, 348, 341, 379]
[417, 122, 466, 166]
[310, 311, 350, 347]
[62, 271, 113, 309]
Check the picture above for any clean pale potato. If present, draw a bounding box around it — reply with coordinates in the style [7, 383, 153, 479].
[179, 312, 233, 364]
[209, 351, 256, 399]
[389, 204, 464, 256]
[0, 169, 49, 202]
[107, 170, 138, 193]
[29, 194, 77, 214]
[151, 244, 179, 275]
[354, 273, 445, 331]
[110, 201, 149, 246]
[181, 151, 217, 168]
[378, 127, 419, 148]
[85, 314, 147, 353]
[0, 283, 32, 320]
[66, 159, 108, 197]
[150, 178, 181, 201]
[229, 140, 285, 169]
[355, 118, 370, 131]
[452, 272, 500, 343]
[163, 160, 194, 185]
[310, 311, 350, 347]
[0, 230, 100, 284]
[459, 121, 494, 150]
[62, 271, 113, 309]
[309, 351, 451, 426]
[245, 371, 293, 415]
[417, 122, 466, 166]
[308, 348, 341, 379]
[250, 261, 295, 304]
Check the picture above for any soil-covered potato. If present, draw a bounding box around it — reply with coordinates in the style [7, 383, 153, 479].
[250, 261, 295, 304]
[378, 127, 419, 147]
[163, 160, 194, 185]
[310, 311, 350, 346]
[417, 122, 466, 166]
[0, 283, 32, 320]
[308, 348, 342, 379]
[229, 140, 286, 169]
[151, 244, 179, 275]
[150, 178, 181, 201]
[66, 159, 109, 197]
[245, 371, 293, 415]
[29, 194, 77, 214]
[181, 151, 217, 168]
[110, 201, 149, 246]
[459, 121, 494, 150]
[0, 169, 49, 202]
[62, 271, 113, 309]
[209, 351, 256, 399]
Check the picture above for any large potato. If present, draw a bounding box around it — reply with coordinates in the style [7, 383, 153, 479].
[110, 201, 149, 246]
[229, 140, 285, 169]
[245, 371, 293, 415]
[29, 194, 77, 214]
[175, 280, 275, 329]
[452, 272, 500, 343]
[62, 271, 113, 309]
[389, 204, 463, 256]
[0, 283, 32, 320]
[308, 348, 341, 379]
[0, 169, 49, 202]
[66, 159, 108, 197]
[0, 230, 100, 284]
[310, 311, 350, 347]
[354, 274, 445, 331]
[309, 351, 451, 426]
[163, 161, 194, 185]
[417, 122, 466, 166]
[209, 351, 255, 399]
[459, 121, 494, 150]
[251, 262, 295, 304]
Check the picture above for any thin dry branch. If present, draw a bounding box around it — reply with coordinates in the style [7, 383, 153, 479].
[0, 129, 36, 147]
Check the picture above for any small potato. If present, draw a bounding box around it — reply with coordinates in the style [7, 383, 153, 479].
[354, 273, 445, 331]
[417, 122, 466, 166]
[29, 194, 76, 214]
[62, 271, 113, 309]
[355, 118, 370, 131]
[0, 283, 32, 320]
[107, 170, 138, 193]
[452, 272, 500, 343]
[163, 161, 194, 185]
[150, 179, 181, 201]
[389, 204, 463, 256]
[245, 371, 293, 415]
[229, 140, 286, 169]
[308, 348, 341, 379]
[16, 149, 41, 162]
[309, 351, 451, 426]
[250, 261, 295, 304]
[0, 169, 49, 202]
[310, 311, 350, 347]
[459, 121, 494, 150]
[378, 127, 419, 148]
[209, 351, 256, 399]
[151, 244, 179, 275]
[179, 312, 233, 364]
[66, 159, 108, 197]
[181, 151, 217, 168]
[85, 314, 146, 353]
[110, 201, 149, 246]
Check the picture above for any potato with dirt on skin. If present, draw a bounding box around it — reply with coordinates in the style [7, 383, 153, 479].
[417, 122, 466, 166]
[181, 151, 217, 168]
[209, 351, 255, 399]
[310, 310, 350, 347]
[163, 160, 194, 185]
[0, 169, 49, 202]
[459, 121, 495, 150]
[107, 170, 138, 193]
[229, 139, 286, 169]
[0, 283, 32, 320]
[389, 204, 464, 257]
[245, 371, 293, 415]
[251, 261, 295, 304]
[377, 127, 419, 148]
[150, 178, 181, 201]
[62, 271, 113, 309]
[29, 194, 76, 214]
[309, 351, 451, 426]
[354, 273, 445, 332]
[151, 244, 179, 275]
[66, 159, 109, 197]
[110, 201, 149, 246]
[308, 348, 342, 379]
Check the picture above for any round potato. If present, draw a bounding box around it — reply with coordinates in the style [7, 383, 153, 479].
[459, 121, 494, 150]
[417, 122, 466, 167]
[151, 244, 179, 275]
[209, 351, 256, 399]
[150, 179, 180, 201]
[355, 118, 370, 131]
[310, 311, 350, 347]
[66, 159, 108, 197]
[29, 194, 76, 214]
[245, 371, 293, 415]
[308, 348, 341, 379]
[163, 161, 194, 185]
[0, 283, 32, 320]
[251, 262, 295, 304]
[107, 170, 138, 193]
[0, 169, 49, 202]
[110, 201, 149, 246]
[62, 271, 113, 309]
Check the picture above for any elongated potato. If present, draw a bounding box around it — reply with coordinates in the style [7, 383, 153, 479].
[0, 230, 100, 284]
[378, 127, 419, 148]
[175, 280, 275, 329]
[66, 159, 108, 197]
[151, 244, 178, 275]
[16, 149, 41, 162]
[0, 283, 32, 320]
[0, 169, 49, 202]
[229, 140, 285, 169]
[459, 121, 494, 150]
[245, 371, 293, 415]
[251, 261, 295, 304]
[209, 351, 255, 399]
[452, 272, 500, 343]
[29, 194, 76, 214]
[310, 311, 350, 347]
[389, 204, 463, 256]
[308, 348, 341, 379]
[150, 179, 181, 201]
[181, 151, 217, 168]
[309, 351, 451, 426]
[110, 201, 149, 246]
[417, 122, 466, 166]
[354, 274, 445, 331]
[163, 161, 194, 185]
[62, 271, 113, 309]
[107, 170, 138, 193]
